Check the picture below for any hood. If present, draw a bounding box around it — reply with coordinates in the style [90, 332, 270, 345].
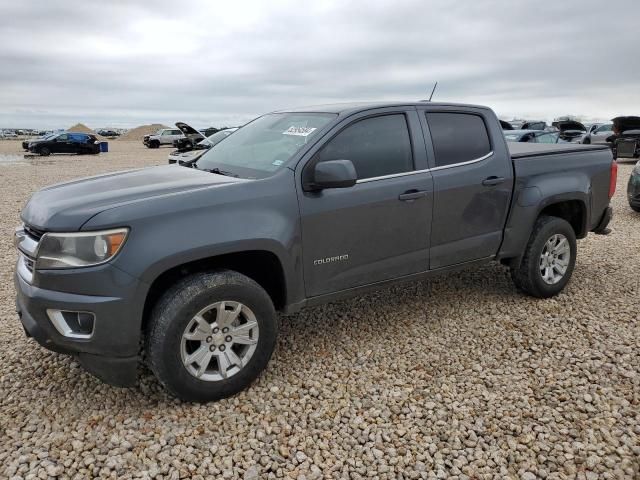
[175, 122, 204, 139]
[22, 165, 244, 231]
[612, 116, 640, 133]
[553, 120, 586, 132]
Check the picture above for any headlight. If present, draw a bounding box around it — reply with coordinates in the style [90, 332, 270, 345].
[36, 228, 128, 269]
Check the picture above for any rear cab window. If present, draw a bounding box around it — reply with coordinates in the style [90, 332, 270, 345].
[425, 112, 491, 167]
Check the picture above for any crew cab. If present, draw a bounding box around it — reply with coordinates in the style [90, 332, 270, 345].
[14, 102, 616, 402]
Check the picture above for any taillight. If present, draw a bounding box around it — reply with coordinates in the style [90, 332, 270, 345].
[608, 160, 617, 199]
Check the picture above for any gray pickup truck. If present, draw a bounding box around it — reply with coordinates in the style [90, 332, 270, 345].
[14, 102, 616, 401]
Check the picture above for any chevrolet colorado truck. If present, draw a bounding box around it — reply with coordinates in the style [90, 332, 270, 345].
[14, 102, 616, 402]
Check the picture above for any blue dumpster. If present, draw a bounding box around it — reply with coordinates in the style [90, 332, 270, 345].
[99, 141, 109, 153]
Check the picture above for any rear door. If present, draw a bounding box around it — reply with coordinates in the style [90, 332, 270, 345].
[418, 107, 514, 269]
[296, 108, 433, 297]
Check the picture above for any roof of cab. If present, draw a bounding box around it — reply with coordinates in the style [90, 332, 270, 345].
[274, 101, 490, 115]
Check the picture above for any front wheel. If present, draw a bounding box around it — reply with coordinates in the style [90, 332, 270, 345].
[39, 146, 51, 156]
[510, 215, 577, 298]
[146, 270, 277, 402]
[631, 204, 640, 213]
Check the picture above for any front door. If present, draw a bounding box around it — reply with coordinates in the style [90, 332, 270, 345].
[418, 108, 514, 269]
[51, 134, 70, 153]
[297, 109, 433, 297]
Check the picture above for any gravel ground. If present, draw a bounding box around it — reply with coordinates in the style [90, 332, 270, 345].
[0, 140, 638, 479]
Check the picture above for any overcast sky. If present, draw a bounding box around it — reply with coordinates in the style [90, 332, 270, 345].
[1, 0, 638, 129]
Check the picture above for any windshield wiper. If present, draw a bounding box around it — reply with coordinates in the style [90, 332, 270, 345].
[201, 167, 239, 177]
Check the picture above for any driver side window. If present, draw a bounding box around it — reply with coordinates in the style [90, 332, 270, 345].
[56, 134, 68, 141]
[315, 114, 413, 180]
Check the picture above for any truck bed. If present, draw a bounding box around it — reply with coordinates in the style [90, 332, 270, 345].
[508, 142, 610, 159]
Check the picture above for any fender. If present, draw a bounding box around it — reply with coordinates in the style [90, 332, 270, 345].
[498, 170, 591, 261]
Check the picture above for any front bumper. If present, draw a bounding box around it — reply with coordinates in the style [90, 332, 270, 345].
[14, 265, 145, 387]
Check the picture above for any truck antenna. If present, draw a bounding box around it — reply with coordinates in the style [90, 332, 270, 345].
[428, 82, 438, 102]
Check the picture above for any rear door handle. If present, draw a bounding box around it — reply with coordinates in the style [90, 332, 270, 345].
[482, 176, 505, 186]
[398, 190, 428, 201]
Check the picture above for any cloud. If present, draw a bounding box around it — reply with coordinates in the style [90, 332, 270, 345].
[1, 0, 638, 128]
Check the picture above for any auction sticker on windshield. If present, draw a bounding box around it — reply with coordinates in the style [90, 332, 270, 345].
[283, 126, 317, 137]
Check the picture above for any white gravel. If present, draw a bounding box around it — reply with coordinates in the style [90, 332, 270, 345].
[0, 141, 638, 479]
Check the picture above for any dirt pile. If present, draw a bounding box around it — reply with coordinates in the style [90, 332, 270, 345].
[118, 124, 169, 141]
[67, 123, 105, 140]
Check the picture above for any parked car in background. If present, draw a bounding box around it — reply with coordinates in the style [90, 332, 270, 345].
[1, 130, 18, 138]
[504, 130, 560, 143]
[23, 133, 58, 150]
[202, 127, 221, 137]
[14, 101, 615, 401]
[581, 123, 613, 144]
[610, 116, 640, 160]
[172, 122, 206, 150]
[28, 132, 100, 156]
[520, 121, 547, 131]
[168, 127, 238, 164]
[552, 120, 587, 143]
[98, 130, 120, 137]
[628, 161, 640, 212]
[143, 128, 184, 148]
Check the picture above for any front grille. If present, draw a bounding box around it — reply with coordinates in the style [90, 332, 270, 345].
[23, 255, 35, 273]
[616, 140, 637, 158]
[24, 224, 44, 241]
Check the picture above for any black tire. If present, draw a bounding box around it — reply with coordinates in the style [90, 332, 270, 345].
[146, 270, 277, 402]
[149, 140, 160, 149]
[510, 215, 577, 298]
[631, 204, 640, 213]
[39, 146, 51, 156]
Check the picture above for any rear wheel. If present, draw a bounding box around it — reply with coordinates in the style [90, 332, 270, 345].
[510, 215, 577, 298]
[146, 270, 277, 402]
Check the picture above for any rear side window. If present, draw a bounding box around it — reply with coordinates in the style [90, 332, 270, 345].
[316, 114, 413, 180]
[426, 113, 491, 167]
[69, 133, 87, 142]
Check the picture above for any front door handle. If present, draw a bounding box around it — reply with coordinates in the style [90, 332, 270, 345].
[482, 176, 505, 186]
[398, 190, 428, 201]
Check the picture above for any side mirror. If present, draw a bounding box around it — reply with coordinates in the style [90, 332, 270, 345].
[310, 160, 357, 190]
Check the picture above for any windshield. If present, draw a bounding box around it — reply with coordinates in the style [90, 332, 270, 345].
[196, 112, 336, 178]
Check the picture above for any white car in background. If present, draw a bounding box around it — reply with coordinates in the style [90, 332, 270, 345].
[1, 130, 18, 138]
[168, 127, 238, 165]
[581, 123, 614, 144]
[143, 128, 184, 148]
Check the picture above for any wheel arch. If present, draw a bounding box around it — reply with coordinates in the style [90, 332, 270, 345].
[538, 198, 588, 239]
[141, 249, 287, 335]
